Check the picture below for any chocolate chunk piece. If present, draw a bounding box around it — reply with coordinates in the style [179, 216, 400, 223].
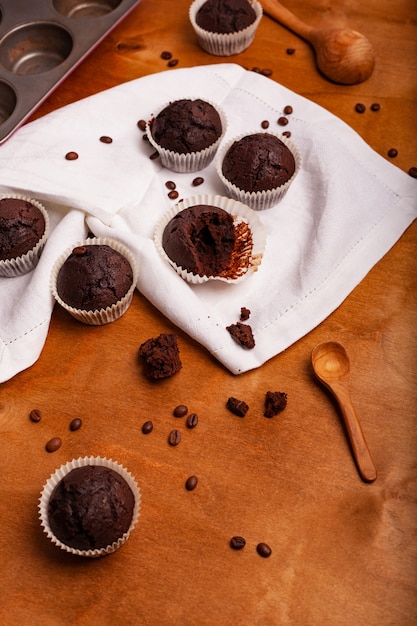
[226, 397, 249, 417]
[226, 322, 255, 349]
[139, 333, 182, 379]
[264, 391, 287, 417]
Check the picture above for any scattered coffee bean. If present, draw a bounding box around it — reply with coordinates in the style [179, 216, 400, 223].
[142, 420, 153, 434]
[226, 397, 249, 417]
[282, 130, 292, 138]
[261, 68, 273, 76]
[137, 119, 147, 131]
[99, 135, 113, 144]
[168, 429, 181, 446]
[186, 413, 198, 428]
[283, 105, 293, 115]
[192, 176, 204, 186]
[388, 148, 398, 158]
[149, 151, 159, 160]
[65, 151, 78, 160]
[29, 409, 42, 423]
[256, 542, 272, 558]
[173, 404, 188, 417]
[408, 167, 417, 178]
[69, 418, 82, 431]
[142, 134, 149, 141]
[165, 180, 176, 190]
[185, 475, 198, 491]
[161, 50, 172, 60]
[277, 116, 288, 126]
[286, 48, 295, 55]
[261, 120, 269, 129]
[370, 103, 381, 112]
[251, 67, 261, 73]
[73, 246, 86, 255]
[167, 59, 178, 67]
[355, 103, 366, 113]
[230, 536, 246, 550]
[168, 190, 179, 200]
[45, 437, 62, 453]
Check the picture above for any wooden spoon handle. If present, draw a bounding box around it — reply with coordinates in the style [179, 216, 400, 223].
[260, 0, 314, 42]
[332, 383, 377, 483]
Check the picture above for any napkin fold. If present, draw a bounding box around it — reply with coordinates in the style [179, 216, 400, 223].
[1, 63, 416, 381]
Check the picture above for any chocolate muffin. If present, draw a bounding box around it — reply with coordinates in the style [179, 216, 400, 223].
[0, 197, 46, 261]
[139, 333, 182, 379]
[47, 465, 135, 551]
[221, 133, 296, 192]
[162, 204, 236, 277]
[149, 99, 223, 154]
[56, 243, 133, 312]
[195, 0, 257, 34]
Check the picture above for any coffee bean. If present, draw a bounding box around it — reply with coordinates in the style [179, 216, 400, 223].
[370, 103, 381, 111]
[230, 536, 246, 550]
[168, 429, 181, 446]
[408, 167, 417, 178]
[168, 190, 179, 200]
[99, 136, 113, 144]
[142, 420, 153, 434]
[277, 116, 288, 126]
[192, 176, 204, 186]
[282, 131, 291, 138]
[161, 51, 172, 60]
[149, 151, 159, 160]
[45, 437, 62, 453]
[251, 67, 261, 73]
[65, 151, 78, 160]
[137, 119, 147, 131]
[173, 405, 188, 417]
[73, 246, 87, 255]
[186, 413, 198, 428]
[256, 542, 272, 558]
[29, 409, 42, 423]
[165, 181, 176, 190]
[283, 105, 293, 115]
[69, 418, 82, 431]
[261, 68, 273, 76]
[388, 148, 398, 158]
[185, 475, 198, 491]
[261, 120, 269, 129]
[355, 103, 366, 113]
[286, 48, 295, 55]
[167, 59, 178, 67]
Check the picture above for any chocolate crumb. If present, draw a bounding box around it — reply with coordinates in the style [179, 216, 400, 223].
[264, 391, 287, 417]
[226, 322, 255, 349]
[240, 307, 250, 321]
[226, 397, 249, 417]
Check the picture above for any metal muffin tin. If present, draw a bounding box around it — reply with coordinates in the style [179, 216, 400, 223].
[0, 0, 142, 144]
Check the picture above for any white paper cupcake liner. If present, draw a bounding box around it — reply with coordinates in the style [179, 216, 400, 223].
[189, 0, 263, 56]
[154, 193, 266, 284]
[216, 131, 302, 211]
[146, 99, 227, 173]
[50, 237, 138, 325]
[0, 194, 50, 278]
[39, 456, 141, 558]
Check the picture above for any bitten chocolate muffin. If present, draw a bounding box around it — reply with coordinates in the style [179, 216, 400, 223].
[162, 204, 236, 277]
[139, 333, 182, 379]
[0, 197, 46, 261]
[196, 0, 257, 34]
[47, 465, 135, 551]
[56, 244, 133, 311]
[221, 132, 296, 192]
[149, 99, 223, 154]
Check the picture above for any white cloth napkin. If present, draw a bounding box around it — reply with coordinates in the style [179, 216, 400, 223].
[1, 63, 416, 381]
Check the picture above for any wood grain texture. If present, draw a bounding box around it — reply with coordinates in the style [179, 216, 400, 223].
[1, 1, 416, 625]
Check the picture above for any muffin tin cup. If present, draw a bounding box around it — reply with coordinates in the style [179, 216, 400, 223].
[38, 456, 141, 558]
[154, 193, 266, 284]
[146, 99, 228, 173]
[50, 236, 138, 325]
[0, 194, 50, 278]
[216, 131, 302, 211]
[189, 0, 263, 57]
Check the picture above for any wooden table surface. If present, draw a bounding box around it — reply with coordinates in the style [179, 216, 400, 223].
[1, 1, 416, 625]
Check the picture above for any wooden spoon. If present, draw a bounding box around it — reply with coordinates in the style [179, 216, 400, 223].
[311, 341, 377, 482]
[260, 0, 375, 85]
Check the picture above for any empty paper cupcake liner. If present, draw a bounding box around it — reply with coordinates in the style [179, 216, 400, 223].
[189, 0, 263, 56]
[146, 99, 227, 173]
[0, 193, 50, 278]
[39, 456, 141, 558]
[50, 236, 138, 325]
[154, 193, 266, 284]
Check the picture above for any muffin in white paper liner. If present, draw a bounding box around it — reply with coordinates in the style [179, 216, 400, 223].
[50, 237, 138, 325]
[38, 456, 141, 558]
[154, 193, 266, 284]
[189, 0, 263, 56]
[216, 131, 301, 211]
[0, 193, 49, 277]
[146, 99, 227, 173]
